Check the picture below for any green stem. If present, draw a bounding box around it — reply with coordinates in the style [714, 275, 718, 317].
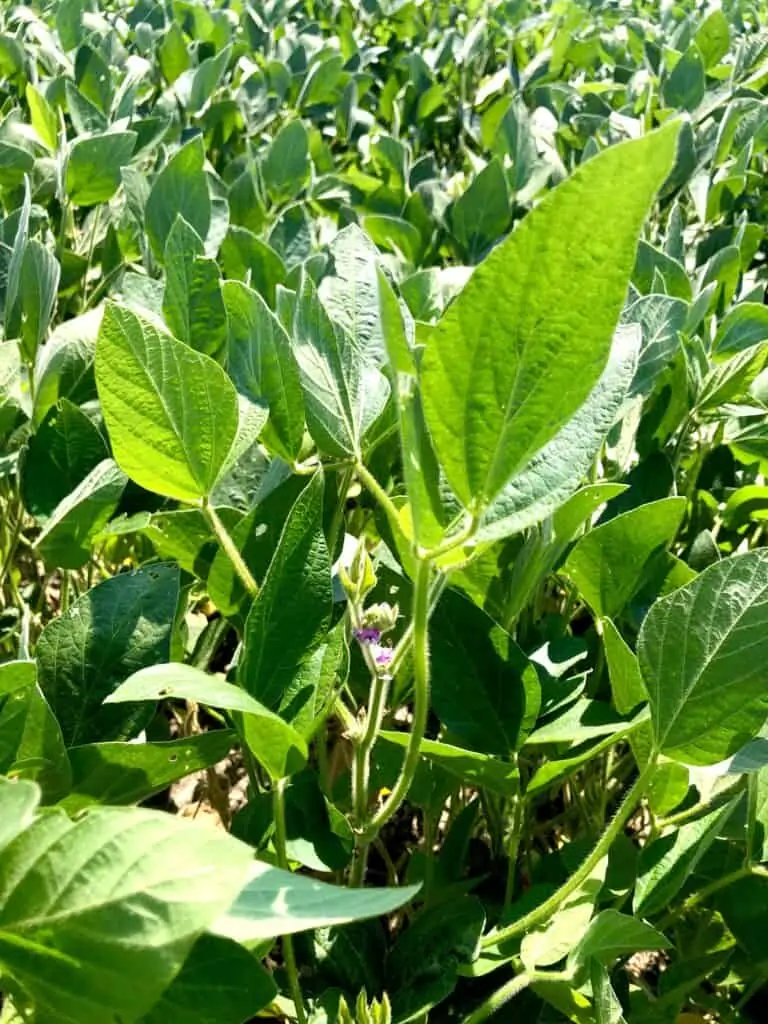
[355, 461, 409, 553]
[273, 778, 308, 1024]
[350, 671, 391, 887]
[202, 500, 259, 598]
[504, 786, 524, 908]
[361, 558, 431, 840]
[464, 971, 533, 1023]
[483, 758, 656, 949]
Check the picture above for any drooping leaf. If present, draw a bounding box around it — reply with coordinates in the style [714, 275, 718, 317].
[95, 302, 239, 502]
[420, 123, 680, 509]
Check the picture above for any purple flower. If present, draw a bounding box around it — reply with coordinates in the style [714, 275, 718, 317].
[354, 626, 381, 644]
[373, 645, 394, 667]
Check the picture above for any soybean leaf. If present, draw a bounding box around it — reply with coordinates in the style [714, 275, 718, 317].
[240, 474, 333, 724]
[388, 898, 486, 1022]
[521, 859, 607, 970]
[713, 302, 768, 357]
[525, 698, 634, 745]
[696, 8, 730, 67]
[430, 588, 540, 757]
[211, 862, 420, 943]
[20, 399, 108, 520]
[95, 302, 239, 502]
[142, 933, 276, 1024]
[106, 664, 307, 780]
[638, 550, 768, 764]
[568, 910, 669, 980]
[33, 306, 101, 426]
[663, 45, 706, 111]
[0, 798, 253, 1024]
[163, 215, 227, 360]
[262, 119, 309, 203]
[189, 45, 231, 115]
[380, 732, 518, 797]
[420, 123, 680, 509]
[65, 131, 136, 206]
[15, 240, 60, 362]
[633, 799, 739, 916]
[291, 271, 389, 458]
[34, 458, 127, 570]
[36, 563, 179, 746]
[0, 662, 71, 803]
[60, 731, 237, 813]
[477, 323, 641, 543]
[0, 778, 39, 857]
[564, 498, 686, 619]
[224, 280, 305, 462]
[145, 136, 211, 261]
[449, 158, 510, 263]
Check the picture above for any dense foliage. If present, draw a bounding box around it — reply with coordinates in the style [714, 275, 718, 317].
[3, 0, 768, 1021]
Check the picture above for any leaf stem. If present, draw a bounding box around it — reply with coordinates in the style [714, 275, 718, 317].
[464, 971, 533, 1023]
[350, 670, 391, 886]
[273, 777, 308, 1024]
[202, 499, 259, 599]
[483, 758, 656, 949]
[361, 557, 431, 840]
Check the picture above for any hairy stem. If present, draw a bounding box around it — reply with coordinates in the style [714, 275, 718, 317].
[273, 778, 308, 1024]
[656, 864, 768, 931]
[202, 499, 259, 598]
[483, 758, 656, 949]
[464, 971, 533, 1023]
[350, 671, 391, 886]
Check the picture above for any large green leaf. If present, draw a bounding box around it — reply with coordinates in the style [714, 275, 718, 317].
[107, 664, 308, 780]
[477, 323, 641, 543]
[420, 123, 680, 509]
[211, 862, 419, 943]
[638, 550, 768, 764]
[163, 215, 227, 361]
[32, 306, 101, 427]
[240, 474, 333, 722]
[564, 498, 686, 619]
[95, 302, 239, 502]
[262, 119, 309, 203]
[0, 789, 253, 1024]
[224, 280, 305, 462]
[36, 563, 179, 746]
[145, 136, 211, 261]
[0, 778, 39, 856]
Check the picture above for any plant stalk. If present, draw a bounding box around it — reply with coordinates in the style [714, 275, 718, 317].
[202, 499, 259, 598]
[273, 778, 308, 1024]
[464, 971, 533, 1023]
[350, 670, 391, 886]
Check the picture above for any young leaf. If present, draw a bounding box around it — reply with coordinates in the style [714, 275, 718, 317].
[36, 563, 180, 746]
[420, 122, 680, 509]
[145, 136, 211, 261]
[564, 497, 686, 619]
[224, 280, 305, 462]
[638, 550, 768, 764]
[240, 474, 333, 721]
[95, 302, 239, 502]
[163, 215, 227, 360]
